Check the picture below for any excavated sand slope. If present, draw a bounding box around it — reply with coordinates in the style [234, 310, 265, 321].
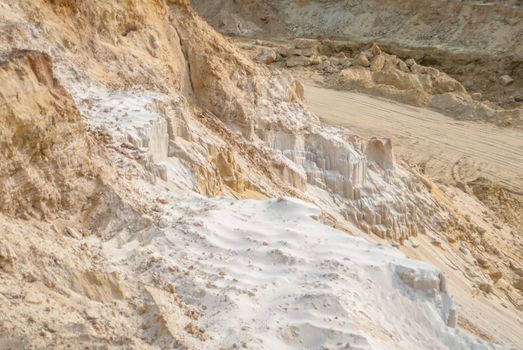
[1, 0, 522, 349]
[302, 83, 523, 233]
[303, 84, 523, 193]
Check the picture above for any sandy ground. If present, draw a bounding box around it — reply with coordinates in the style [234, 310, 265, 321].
[101, 191, 502, 350]
[303, 84, 523, 193]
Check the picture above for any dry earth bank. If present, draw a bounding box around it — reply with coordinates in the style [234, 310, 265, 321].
[193, 0, 523, 122]
[0, 0, 522, 349]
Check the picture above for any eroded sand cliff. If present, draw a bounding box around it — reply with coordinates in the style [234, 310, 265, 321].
[0, 0, 522, 348]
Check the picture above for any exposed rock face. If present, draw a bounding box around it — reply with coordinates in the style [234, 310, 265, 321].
[0, 1, 460, 240]
[1, 0, 514, 253]
[0, 0, 451, 240]
[0, 46, 190, 349]
[0, 50, 105, 219]
[193, 0, 523, 124]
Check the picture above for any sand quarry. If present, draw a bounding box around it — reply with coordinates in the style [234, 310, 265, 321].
[1, 1, 522, 349]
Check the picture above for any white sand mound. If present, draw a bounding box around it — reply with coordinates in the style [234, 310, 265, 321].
[101, 192, 502, 349]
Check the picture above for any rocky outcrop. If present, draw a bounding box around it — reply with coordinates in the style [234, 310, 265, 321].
[193, 0, 523, 57]
[170, 14, 453, 241]
[235, 39, 523, 127]
[0, 50, 106, 219]
[2, 0, 463, 244]
[194, 0, 523, 126]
